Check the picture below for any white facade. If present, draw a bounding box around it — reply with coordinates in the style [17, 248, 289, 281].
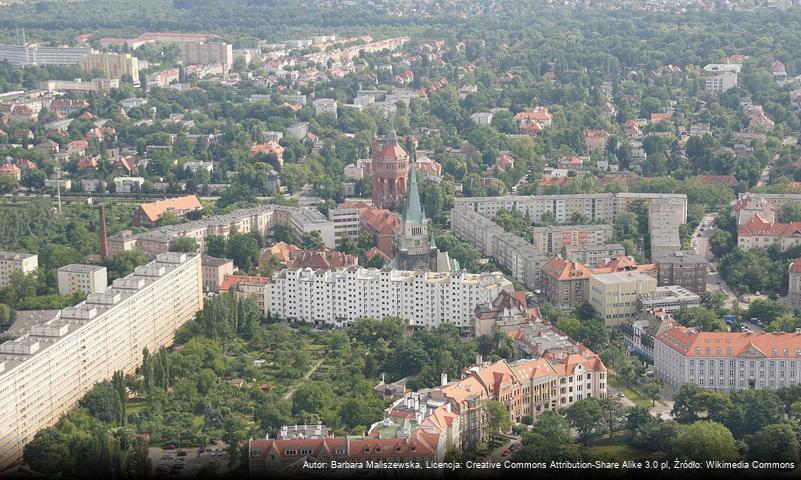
[312, 98, 337, 117]
[655, 329, 801, 392]
[181, 42, 233, 72]
[0, 44, 91, 66]
[268, 267, 513, 329]
[114, 176, 145, 193]
[328, 208, 361, 245]
[57, 264, 108, 296]
[0, 252, 38, 288]
[0, 253, 202, 469]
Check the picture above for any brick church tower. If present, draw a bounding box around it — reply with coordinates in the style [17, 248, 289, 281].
[371, 128, 409, 209]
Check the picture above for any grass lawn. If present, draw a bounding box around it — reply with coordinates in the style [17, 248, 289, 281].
[608, 374, 659, 409]
[589, 442, 650, 461]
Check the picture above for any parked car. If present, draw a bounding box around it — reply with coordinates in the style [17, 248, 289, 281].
[177, 450, 188, 457]
[162, 444, 177, 450]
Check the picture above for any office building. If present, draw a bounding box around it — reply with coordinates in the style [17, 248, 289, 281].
[56, 264, 108, 296]
[653, 251, 708, 294]
[637, 285, 701, 313]
[655, 327, 801, 391]
[268, 267, 512, 330]
[589, 271, 657, 326]
[0, 252, 38, 288]
[0, 253, 202, 469]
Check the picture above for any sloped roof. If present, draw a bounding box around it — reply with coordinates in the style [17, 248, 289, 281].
[137, 195, 202, 223]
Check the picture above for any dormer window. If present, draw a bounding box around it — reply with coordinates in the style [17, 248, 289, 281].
[364, 447, 370, 453]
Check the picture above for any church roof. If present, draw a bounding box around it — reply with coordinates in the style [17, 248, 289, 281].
[403, 159, 424, 225]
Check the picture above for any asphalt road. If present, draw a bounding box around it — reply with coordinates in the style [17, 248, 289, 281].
[149, 445, 230, 479]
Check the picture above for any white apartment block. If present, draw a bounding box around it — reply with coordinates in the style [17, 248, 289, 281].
[530, 224, 614, 256]
[0, 252, 38, 288]
[453, 192, 687, 225]
[268, 267, 513, 329]
[114, 176, 145, 193]
[79, 52, 140, 85]
[108, 205, 335, 258]
[181, 42, 233, 72]
[328, 208, 361, 245]
[705, 72, 738, 93]
[56, 264, 108, 296]
[0, 253, 202, 469]
[312, 98, 337, 117]
[655, 327, 801, 392]
[450, 209, 546, 289]
[0, 44, 91, 66]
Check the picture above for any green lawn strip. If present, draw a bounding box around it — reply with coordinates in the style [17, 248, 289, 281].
[608, 374, 659, 409]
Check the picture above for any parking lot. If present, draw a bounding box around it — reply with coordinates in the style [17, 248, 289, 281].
[149, 443, 230, 478]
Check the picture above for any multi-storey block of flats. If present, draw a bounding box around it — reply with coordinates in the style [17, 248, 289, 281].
[108, 205, 336, 257]
[0, 253, 203, 469]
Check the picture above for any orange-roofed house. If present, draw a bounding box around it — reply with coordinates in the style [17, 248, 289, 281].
[557, 155, 584, 170]
[250, 141, 285, 168]
[654, 326, 801, 391]
[541, 256, 593, 311]
[584, 129, 610, 153]
[495, 153, 514, 172]
[0, 163, 21, 182]
[77, 156, 99, 171]
[592, 253, 656, 275]
[650, 112, 673, 124]
[67, 139, 89, 155]
[259, 242, 301, 265]
[220, 274, 270, 317]
[696, 175, 738, 187]
[738, 214, 801, 252]
[132, 195, 203, 227]
[15, 159, 37, 171]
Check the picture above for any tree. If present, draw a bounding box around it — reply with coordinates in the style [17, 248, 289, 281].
[530, 411, 572, 446]
[616, 356, 637, 387]
[671, 384, 732, 424]
[486, 400, 512, 437]
[700, 291, 727, 313]
[674, 306, 727, 332]
[300, 231, 325, 250]
[23, 428, 71, 474]
[779, 204, 801, 223]
[227, 233, 260, 271]
[673, 421, 740, 463]
[206, 235, 227, 258]
[169, 237, 199, 253]
[159, 211, 184, 226]
[272, 223, 298, 244]
[565, 397, 607, 446]
[0, 175, 16, 194]
[0, 303, 13, 325]
[80, 382, 119, 423]
[642, 379, 663, 406]
[292, 383, 325, 416]
[745, 423, 799, 463]
[726, 389, 784, 438]
[600, 395, 625, 436]
[103, 250, 149, 281]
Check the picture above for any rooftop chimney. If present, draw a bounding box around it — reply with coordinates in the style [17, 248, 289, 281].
[440, 372, 448, 386]
[98, 204, 109, 260]
[476, 354, 483, 365]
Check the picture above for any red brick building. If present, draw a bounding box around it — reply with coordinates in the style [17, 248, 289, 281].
[371, 131, 409, 209]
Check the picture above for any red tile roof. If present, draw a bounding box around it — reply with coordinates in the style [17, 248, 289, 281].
[136, 195, 203, 223]
[657, 326, 801, 358]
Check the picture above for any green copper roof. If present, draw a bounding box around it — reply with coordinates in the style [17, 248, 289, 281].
[404, 162, 424, 225]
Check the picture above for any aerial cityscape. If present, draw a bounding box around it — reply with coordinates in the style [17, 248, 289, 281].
[1, 0, 801, 478]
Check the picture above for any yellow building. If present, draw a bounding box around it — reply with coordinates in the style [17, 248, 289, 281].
[589, 271, 657, 326]
[0, 253, 202, 469]
[80, 52, 140, 85]
[0, 252, 38, 288]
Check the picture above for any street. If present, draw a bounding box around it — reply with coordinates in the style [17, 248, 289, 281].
[692, 215, 763, 332]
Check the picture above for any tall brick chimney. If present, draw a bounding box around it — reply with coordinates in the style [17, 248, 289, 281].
[99, 203, 109, 260]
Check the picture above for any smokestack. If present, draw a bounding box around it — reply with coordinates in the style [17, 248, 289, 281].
[99, 204, 109, 260]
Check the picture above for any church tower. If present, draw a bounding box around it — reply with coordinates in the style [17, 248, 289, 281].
[371, 126, 409, 209]
[390, 159, 457, 272]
